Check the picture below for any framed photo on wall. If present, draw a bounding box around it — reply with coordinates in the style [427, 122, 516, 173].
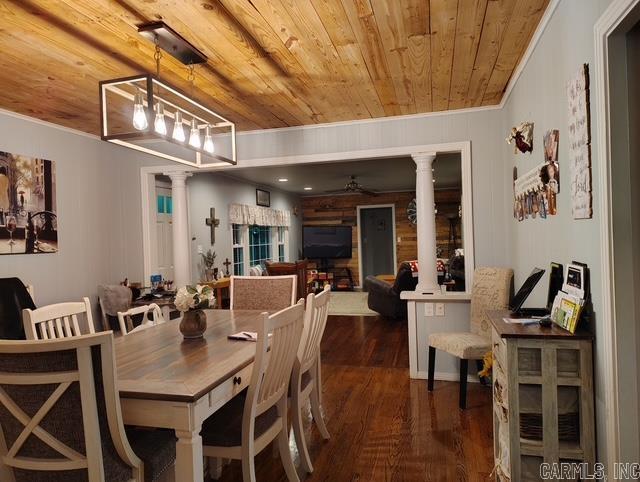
[256, 188, 270, 207]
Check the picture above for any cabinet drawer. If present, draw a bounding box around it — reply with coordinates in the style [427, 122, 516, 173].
[208, 363, 253, 412]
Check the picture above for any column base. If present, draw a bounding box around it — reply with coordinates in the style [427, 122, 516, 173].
[414, 283, 441, 295]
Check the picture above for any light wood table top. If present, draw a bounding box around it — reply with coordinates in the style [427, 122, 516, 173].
[115, 309, 261, 402]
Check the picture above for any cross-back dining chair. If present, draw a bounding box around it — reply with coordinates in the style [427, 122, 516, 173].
[229, 275, 297, 311]
[22, 297, 95, 340]
[201, 300, 306, 482]
[117, 303, 164, 336]
[0, 332, 176, 482]
[290, 284, 331, 474]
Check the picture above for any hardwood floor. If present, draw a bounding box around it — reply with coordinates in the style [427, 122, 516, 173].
[214, 315, 494, 482]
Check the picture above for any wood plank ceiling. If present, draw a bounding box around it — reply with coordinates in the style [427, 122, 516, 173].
[0, 0, 550, 134]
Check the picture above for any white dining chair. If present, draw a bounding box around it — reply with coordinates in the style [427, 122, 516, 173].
[22, 297, 95, 340]
[201, 300, 306, 482]
[290, 284, 331, 473]
[230, 275, 297, 311]
[117, 303, 165, 335]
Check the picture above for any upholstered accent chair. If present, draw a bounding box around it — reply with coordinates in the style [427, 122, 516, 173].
[230, 275, 297, 311]
[290, 284, 331, 474]
[427, 267, 513, 409]
[200, 301, 306, 482]
[265, 260, 309, 299]
[364, 262, 419, 319]
[22, 297, 96, 340]
[0, 332, 176, 481]
[98, 285, 133, 332]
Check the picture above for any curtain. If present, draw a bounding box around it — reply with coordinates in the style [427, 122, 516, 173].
[228, 203, 291, 227]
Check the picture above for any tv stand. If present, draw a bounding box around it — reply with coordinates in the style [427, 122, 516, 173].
[308, 259, 354, 293]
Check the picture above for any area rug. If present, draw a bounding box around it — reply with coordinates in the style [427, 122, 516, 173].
[328, 291, 378, 316]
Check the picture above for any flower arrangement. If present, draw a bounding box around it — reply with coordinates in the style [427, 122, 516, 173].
[174, 284, 215, 312]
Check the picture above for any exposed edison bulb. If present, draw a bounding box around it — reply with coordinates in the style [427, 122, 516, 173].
[189, 118, 201, 149]
[132, 91, 148, 130]
[154, 102, 167, 136]
[203, 125, 215, 153]
[172, 110, 186, 143]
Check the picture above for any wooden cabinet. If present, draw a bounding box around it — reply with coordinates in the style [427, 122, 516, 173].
[488, 310, 595, 481]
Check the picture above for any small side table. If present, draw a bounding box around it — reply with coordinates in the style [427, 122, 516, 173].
[200, 277, 231, 309]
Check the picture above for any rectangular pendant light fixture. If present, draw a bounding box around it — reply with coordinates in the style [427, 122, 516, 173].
[98, 22, 236, 168]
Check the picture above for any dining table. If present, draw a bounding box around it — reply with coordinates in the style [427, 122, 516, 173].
[114, 309, 262, 482]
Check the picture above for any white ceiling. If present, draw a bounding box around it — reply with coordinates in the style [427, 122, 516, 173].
[218, 153, 461, 195]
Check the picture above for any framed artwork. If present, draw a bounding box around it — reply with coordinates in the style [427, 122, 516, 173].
[256, 188, 270, 207]
[0, 151, 58, 255]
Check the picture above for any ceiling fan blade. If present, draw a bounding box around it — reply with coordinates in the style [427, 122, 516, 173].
[357, 188, 378, 196]
[323, 188, 348, 193]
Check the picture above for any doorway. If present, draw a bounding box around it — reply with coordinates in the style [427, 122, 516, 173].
[153, 182, 174, 281]
[358, 205, 397, 285]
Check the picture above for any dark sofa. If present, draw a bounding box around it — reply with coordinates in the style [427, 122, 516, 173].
[364, 262, 419, 319]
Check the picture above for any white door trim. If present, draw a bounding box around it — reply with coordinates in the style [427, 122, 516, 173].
[356, 204, 398, 288]
[594, 0, 640, 469]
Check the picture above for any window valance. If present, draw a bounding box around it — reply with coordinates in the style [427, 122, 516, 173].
[228, 203, 291, 227]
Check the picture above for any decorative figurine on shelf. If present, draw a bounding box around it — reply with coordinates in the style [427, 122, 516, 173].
[201, 249, 216, 282]
[223, 257, 231, 277]
[213, 267, 219, 280]
[174, 284, 215, 339]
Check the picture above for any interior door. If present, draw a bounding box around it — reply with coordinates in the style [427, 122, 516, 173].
[155, 186, 173, 281]
[360, 207, 395, 282]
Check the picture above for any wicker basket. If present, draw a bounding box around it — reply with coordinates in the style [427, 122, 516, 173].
[519, 385, 580, 442]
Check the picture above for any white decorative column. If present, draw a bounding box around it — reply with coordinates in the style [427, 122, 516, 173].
[166, 171, 192, 288]
[412, 152, 440, 293]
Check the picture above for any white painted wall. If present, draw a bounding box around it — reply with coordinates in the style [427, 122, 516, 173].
[187, 172, 301, 281]
[500, 0, 611, 464]
[0, 110, 162, 312]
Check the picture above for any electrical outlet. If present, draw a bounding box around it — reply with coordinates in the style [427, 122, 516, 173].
[435, 303, 445, 316]
[197, 245, 203, 254]
[424, 303, 434, 317]
[397, 236, 401, 243]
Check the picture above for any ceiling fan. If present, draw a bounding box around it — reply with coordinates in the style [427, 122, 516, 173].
[324, 175, 378, 196]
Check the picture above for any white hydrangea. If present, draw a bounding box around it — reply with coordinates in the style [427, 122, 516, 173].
[174, 286, 196, 312]
[174, 285, 216, 312]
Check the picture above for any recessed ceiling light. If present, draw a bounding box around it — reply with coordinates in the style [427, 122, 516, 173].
[278, 178, 288, 182]
[303, 187, 313, 191]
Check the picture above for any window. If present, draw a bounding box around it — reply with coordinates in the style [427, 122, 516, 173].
[156, 194, 172, 214]
[232, 224, 245, 276]
[232, 224, 289, 272]
[277, 226, 287, 262]
[249, 225, 272, 268]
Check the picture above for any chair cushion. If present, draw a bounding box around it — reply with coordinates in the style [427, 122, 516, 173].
[428, 332, 490, 360]
[200, 389, 279, 447]
[126, 428, 176, 482]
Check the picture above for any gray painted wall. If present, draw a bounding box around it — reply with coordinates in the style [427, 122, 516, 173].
[187, 172, 301, 281]
[0, 111, 162, 312]
[501, 0, 611, 463]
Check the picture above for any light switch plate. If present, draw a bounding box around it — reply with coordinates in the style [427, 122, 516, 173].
[424, 303, 434, 317]
[435, 303, 445, 316]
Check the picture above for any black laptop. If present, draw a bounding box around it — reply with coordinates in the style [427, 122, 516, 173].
[509, 263, 564, 317]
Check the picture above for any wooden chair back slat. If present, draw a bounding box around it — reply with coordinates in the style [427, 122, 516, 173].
[22, 298, 95, 340]
[299, 285, 331, 374]
[251, 301, 305, 415]
[116, 303, 164, 335]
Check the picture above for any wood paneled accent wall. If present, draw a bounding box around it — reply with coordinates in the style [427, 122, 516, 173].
[302, 190, 462, 286]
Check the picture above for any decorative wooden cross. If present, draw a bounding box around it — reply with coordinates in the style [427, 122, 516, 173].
[223, 258, 231, 277]
[205, 208, 220, 244]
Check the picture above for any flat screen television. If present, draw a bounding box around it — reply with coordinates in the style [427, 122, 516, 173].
[303, 226, 352, 259]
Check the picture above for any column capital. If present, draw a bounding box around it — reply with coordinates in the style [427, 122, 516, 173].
[164, 170, 193, 184]
[411, 152, 437, 165]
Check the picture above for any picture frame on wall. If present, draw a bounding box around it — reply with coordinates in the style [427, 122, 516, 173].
[256, 188, 270, 207]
